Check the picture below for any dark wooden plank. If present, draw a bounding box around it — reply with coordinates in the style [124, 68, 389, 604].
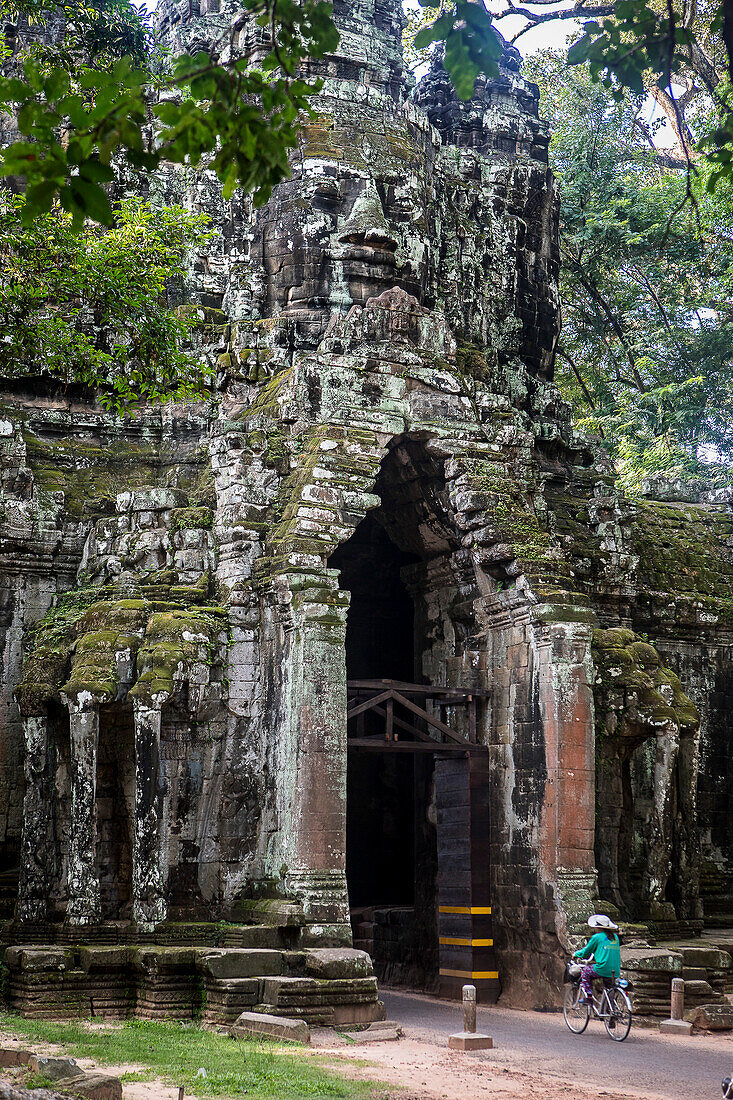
[347, 740, 471, 754]
[370, 704, 433, 742]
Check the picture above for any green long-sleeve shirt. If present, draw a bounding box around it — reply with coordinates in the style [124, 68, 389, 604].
[573, 932, 621, 978]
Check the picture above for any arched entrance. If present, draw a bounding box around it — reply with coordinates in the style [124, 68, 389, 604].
[329, 436, 498, 1000]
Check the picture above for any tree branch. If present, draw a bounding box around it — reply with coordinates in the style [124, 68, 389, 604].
[491, 1, 614, 43]
[562, 249, 647, 392]
[557, 346, 599, 415]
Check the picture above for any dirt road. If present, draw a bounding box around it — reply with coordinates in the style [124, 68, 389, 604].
[370, 988, 733, 1100]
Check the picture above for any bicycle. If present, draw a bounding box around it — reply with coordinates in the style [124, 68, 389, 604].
[563, 961, 633, 1041]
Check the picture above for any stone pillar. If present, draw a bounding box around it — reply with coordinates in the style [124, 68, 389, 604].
[132, 702, 167, 929]
[676, 728, 702, 919]
[17, 715, 55, 922]
[646, 721, 680, 913]
[533, 607, 597, 880]
[65, 693, 101, 926]
[271, 572, 352, 939]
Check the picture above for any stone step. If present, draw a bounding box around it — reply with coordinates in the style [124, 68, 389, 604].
[676, 945, 733, 969]
[197, 949, 284, 980]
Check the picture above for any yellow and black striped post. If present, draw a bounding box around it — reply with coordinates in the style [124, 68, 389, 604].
[435, 750, 499, 1003]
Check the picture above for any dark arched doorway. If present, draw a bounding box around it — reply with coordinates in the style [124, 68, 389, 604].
[329, 511, 437, 988]
[328, 437, 496, 998]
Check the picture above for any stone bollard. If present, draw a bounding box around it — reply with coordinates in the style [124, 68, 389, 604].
[464, 984, 477, 1033]
[660, 976, 693, 1035]
[448, 984, 493, 1051]
[670, 977, 684, 1020]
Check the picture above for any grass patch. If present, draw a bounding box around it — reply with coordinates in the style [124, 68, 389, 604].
[24, 1075, 56, 1090]
[0, 1016, 384, 1100]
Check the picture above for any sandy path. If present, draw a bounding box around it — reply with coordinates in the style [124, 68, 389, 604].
[307, 1032, 663, 1100]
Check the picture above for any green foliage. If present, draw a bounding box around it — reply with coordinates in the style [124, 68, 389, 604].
[568, 2, 693, 96]
[413, 0, 502, 98]
[568, 1, 733, 189]
[0, 0, 339, 224]
[0, 0, 514, 229]
[527, 49, 733, 491]
[0, 1015, 377, 1099]
[0, 195, 214, 410]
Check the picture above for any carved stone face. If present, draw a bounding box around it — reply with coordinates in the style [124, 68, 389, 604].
[256, 129, 435, 337]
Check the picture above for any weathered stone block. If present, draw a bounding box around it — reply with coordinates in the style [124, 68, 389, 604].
[659, 1018, 693, 1036]
[30, 1057, 82, 1080]
[302, 949, 373, 980]
[448, 1031, 493, 1050]
[56, 1075, 122, 1100]
[686, 1003, 733, 1030]
[621, 948, 683, 974]
[198, 949, 283, 979]
[0, 1049, 33, 1067]
[678, 946, 732, 970]
[79, 948, 128, 972]
[229, 1011, 310, 1044]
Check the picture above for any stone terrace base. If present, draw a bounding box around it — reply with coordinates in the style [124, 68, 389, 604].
[622, 940, 733, 1020]
[3, 940, 383, 1026]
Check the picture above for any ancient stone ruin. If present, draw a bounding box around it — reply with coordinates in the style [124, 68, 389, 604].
[2, 0, 733, 1021]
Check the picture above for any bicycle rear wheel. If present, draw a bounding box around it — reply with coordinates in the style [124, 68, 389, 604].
[563, 984, 590, 1033]
[604, 988, 632, 1041]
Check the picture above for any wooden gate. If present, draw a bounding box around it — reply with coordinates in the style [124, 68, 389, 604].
[347, 680, 498, 1002]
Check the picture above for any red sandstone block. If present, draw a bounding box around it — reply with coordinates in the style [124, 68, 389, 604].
[0, 1049, 33, 1067]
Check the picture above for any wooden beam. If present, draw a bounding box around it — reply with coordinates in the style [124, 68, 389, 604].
[347, 679, 491, 700]
[370, 704, 434, 742]
[391, 690, 466, 744]
[348, 739, 480, 755]
[346, 689, 393, 720]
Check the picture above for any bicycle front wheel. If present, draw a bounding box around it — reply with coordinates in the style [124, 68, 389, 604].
[563, 984, 590, 1033]
[604, 988, 632, 1041]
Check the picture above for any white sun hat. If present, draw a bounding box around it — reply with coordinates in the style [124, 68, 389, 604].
[588, 913, 619, 930]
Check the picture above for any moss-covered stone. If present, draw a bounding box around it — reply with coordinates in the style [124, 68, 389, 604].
[170, 507, 213, 532]
[592, 627, 699, 739]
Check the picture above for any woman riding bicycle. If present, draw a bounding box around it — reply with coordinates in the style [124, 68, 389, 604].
[573, 913, 621, 1004]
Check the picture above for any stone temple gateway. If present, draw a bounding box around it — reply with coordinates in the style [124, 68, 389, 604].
[2, 0, 733, 1021]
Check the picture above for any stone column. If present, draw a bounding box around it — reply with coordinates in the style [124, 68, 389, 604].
[17, 715, 55, 922]
[132, 702, 167, 930]
[65, 693, 101, 926]
[676, 728, 702, 919]
[646, 721, 680, 914]
[532, 606, 597, 880]
[271, 572, 352, 940]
